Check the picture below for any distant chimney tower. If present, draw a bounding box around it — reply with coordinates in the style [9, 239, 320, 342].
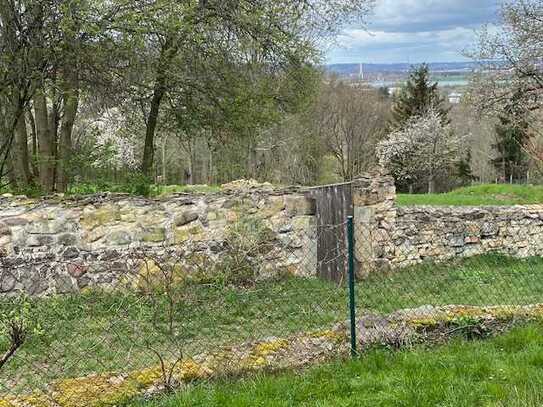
[359, 63, 364, 80]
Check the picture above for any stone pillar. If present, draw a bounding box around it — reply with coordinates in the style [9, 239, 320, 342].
[352, 171, 397, 275]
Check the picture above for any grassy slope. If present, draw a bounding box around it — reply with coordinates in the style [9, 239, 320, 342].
[397, 184, 543, 206]
[3, 255, 543, 391]
[130, 323, 543, 407]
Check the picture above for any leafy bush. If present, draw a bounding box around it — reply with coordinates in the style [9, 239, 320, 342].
[67, 173, 155, 197]
[213, 216, 276, 286]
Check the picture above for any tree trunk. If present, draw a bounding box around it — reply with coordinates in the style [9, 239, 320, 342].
[49, 97, 59, 188]
[27, 109, 39, 178]
[4, 157, 16, 187]
[11, 113, 32, 187]
[142, 82, 165, 177]
[56, 77, 79, 192]
[141, 36, 177, 177]
[33, 88, 55, 194]
[428, 178, 435, 194]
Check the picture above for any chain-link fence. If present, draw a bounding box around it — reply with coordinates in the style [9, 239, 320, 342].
[1, 209, 543, 405]
[0, 216, 353, 405]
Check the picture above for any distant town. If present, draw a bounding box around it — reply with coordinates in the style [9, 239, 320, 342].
[326, 62, 475, 104]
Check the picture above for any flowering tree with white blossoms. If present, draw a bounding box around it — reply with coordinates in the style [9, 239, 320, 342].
[377, 108, 462, 193]
[90, 109, 140, 171]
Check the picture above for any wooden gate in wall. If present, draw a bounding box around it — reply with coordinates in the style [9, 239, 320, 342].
[308, 182, 353, 283]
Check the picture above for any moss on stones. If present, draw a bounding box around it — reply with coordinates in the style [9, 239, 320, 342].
[141, 227, 166, 243]
[6, 303, 543, 407]
[81, 206, 121, 230]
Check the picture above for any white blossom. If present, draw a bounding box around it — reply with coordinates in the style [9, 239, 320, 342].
[377, 108, 462, 191]
[92, 109, 139, 170]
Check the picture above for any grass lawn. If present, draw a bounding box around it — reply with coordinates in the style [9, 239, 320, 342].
[2, 255, 543, 393]
[397, 184, 543, 206]
[129, 322, 543, 407]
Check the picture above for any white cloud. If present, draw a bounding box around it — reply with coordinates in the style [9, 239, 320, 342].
[326, 0, 500, 63]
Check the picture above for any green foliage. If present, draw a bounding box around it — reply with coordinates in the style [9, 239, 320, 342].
[389, 63, 449, 130]
[455, 150, 475, 186]
[397, 183, 543, 206]
[67, 173, 154, 197]
[448, 315, 493, 340]
[5, 182, 44, 198]
[492, 115, 529, 182]
[212, 216, 276, 286]
[130, 323, 543, 406]
[0, 295, 44, 362]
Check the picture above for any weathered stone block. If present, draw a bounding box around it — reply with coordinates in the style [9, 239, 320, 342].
[106, 230, 132, 246]
[142, 227, 167, 243]
[0, 223, 9, 236]
[3, 217, 29, 227]
[481, 222, 499, 237]
[67, 263, 87, 278]
[23, 271, 48, 296]
[464, 236, 480, 244]
[81, 205, 121, 230]
[261, 196, 286, 218]
[292, 216, 315, 230]
[285, 196, 315, 216]
[449, 234, 465, 248]
[58, 233, 78, 246]
[174, 228, 190, 244]
[54, 273, 77, 294]
[0, 271, 16, 293]
[175, 211, 199, 226]
[27, 234, 55, 247]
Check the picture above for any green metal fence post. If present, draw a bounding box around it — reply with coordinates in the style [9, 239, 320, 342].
[347, 216, 357, 357]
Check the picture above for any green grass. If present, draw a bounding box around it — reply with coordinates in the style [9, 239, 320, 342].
[129, 322, 543, 407]
[65, 182, 221, 197]
[3, 255, 543, 393]
[397, 184, 543, 206]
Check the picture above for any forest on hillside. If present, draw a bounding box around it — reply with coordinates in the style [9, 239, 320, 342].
[2, 0, 543, 196]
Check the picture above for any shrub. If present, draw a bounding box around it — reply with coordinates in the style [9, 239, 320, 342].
[213, 216, 276, 286]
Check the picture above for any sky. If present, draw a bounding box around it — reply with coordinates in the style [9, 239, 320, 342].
[326, 0, 500, 64]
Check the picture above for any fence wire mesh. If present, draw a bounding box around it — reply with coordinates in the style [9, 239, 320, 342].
[0, 217, 352, 404]
[1, 208, 543, 404]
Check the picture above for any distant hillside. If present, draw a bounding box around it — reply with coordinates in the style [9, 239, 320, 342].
[326, 62, 479, 77]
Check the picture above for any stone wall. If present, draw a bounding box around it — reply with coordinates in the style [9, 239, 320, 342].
[384, 205, 543, 268]
[354, 173, 543, 271]
[4, 173, 542, 295]
[0, 189, 317, 296]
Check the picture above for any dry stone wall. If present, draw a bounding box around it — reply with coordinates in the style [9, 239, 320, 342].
[385, 205, 543, 268]
[355, 173, 543, 271]
[0, 189, 317, 296]
[3, 173, 542, 296]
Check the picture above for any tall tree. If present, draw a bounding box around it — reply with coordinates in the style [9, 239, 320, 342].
[456, 150, 475, 186]
[112, 0, 375, 176]
[312, 79, 390, 181]
[492, 115, 529, 183]
[389, 63, 449, 130]
[0, 0, 57, 187]
[470, 0, 543, 174]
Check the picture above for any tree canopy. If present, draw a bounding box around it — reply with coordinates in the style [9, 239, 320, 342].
[0, 0, 375, 192]
[389, 63, 449, 130]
